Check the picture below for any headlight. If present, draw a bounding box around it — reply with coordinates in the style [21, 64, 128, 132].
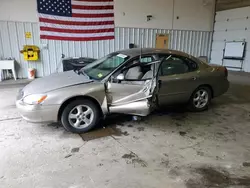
[23, 94, 47, 105]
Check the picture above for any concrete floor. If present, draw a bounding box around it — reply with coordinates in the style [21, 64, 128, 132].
[1, 72, 250, 188]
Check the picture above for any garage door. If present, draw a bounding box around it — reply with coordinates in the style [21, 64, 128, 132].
[210, 6, 250, 72]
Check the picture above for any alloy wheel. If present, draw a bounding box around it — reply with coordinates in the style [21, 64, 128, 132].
[193, 89, 209, 109]
[68, 105, 94, 129]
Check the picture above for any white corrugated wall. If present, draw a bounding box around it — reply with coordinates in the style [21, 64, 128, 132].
[0, 21, 212, 79]
[210, 6, 250, 72]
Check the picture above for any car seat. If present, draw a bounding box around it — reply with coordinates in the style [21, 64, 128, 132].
[141, 64, 154, 80]
[125, 66, 143, 80]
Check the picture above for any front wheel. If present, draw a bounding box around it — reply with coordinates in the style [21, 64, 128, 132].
[61, 99, 101, 133]
[188, 86, 211, 112]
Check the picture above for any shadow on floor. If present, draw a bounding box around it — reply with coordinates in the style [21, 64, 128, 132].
[186, 166, 250, 188]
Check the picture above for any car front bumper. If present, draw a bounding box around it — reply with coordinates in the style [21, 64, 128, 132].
[16, 100, 60, 123]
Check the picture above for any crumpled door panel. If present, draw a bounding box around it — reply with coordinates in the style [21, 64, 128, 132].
[107, 80, 156, 116]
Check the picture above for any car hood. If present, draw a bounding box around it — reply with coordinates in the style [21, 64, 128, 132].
[22, 71, 93, 96]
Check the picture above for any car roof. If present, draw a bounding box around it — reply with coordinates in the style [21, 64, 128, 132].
[116, 48, 190, 58]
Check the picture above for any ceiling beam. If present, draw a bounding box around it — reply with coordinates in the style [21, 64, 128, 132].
[216, 0, 250, 11]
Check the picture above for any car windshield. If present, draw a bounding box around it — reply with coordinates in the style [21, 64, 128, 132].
[81, 53, 129, 80]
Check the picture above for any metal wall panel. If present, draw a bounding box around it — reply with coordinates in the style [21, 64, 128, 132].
[0, 21, 212, 79]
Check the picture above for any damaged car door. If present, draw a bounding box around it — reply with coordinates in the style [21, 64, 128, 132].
[105, 61, 158, 116]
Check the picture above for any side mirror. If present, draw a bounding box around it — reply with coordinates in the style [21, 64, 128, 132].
[116, 73, 125, 81]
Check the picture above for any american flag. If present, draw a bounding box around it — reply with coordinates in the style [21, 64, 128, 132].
[37, 0, 115, 41]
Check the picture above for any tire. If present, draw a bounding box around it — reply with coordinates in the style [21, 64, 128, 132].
[188, 86, 212, 112]
[61, 99, 101, 133]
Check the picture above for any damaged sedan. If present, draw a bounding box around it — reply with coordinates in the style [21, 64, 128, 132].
[16, 48, 229, 133]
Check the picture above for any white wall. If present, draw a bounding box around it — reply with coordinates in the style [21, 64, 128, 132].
[210, 6, 250, 72]
[115, 0, 215, 31]
[114, 0, 174, 29]
[0, 0, 215, 31]
[0, 0, 38, 22]
[173, 0, 215, 31]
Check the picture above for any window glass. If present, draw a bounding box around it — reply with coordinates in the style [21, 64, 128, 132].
[83, 53, 129, 80]
[140, 57, 153, 63]
[186, 58, 198, 71]
[160, 56, 189, 76]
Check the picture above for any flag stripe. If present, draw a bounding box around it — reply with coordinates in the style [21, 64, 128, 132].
[41, 35, 114, 41]
[39, 18, 114, 26]
[40, 31, 114, 37]
[39, 13, 114, 22]
[72, 13, 114, 18]
[72, 1, 113, 6]
[72, 5, 114, 10]
[38, 0, 114, 41]
[72, 9, 113, 14]
[40, 26, 114, 34]
[40, 22, 114, 29]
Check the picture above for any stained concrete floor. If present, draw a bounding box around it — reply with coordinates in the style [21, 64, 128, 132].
[1, 72, 250, 188]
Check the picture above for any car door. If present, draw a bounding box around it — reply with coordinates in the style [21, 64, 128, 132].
[105, 57, 158, 116]
[157, 55, 200, 106]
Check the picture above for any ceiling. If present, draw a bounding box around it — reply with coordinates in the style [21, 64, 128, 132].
[216, 0, 250, 11]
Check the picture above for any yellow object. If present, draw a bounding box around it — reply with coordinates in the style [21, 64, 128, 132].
[97, 73, 103, 78]
[156, 34, 169, 49]
[20, 45, 40, 61]
[25, 32, 32, 39]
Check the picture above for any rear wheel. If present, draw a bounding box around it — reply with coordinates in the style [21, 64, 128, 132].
[188, 86, 211, 112]
[61, 99, 100, 133]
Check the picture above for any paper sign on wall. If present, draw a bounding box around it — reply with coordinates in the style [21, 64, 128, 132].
[25, 32, 32, 39]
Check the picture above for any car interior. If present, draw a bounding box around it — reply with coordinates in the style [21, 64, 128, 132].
[111, 55, 198, 85]
[118, 61, 155, 85]
[124, 63, 154, 80]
